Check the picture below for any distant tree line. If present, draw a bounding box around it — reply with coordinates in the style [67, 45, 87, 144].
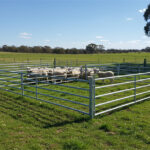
[0, 44, 150, 54]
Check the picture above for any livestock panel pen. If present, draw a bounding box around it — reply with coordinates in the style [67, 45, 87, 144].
[0, 62, 150, 119]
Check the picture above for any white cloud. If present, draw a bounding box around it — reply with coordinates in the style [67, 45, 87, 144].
[20, 36, 32, 39]
[144, 40, 150, 44]
[100, 39, 109, 42]
[20, 32, 32, 36]
[127, 40, 141, 44]
[96, 36, 103, 39]
[126, 18, 133, 21]
[139, 8, 146, 13]
[141, 35, 148, 39]
[44, 40, 50, 43]
[20, 32, 32, 39]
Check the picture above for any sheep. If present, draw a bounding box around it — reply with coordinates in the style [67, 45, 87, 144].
[67, 68, 81, 78]
[97, 71, 114, 83]
[80, 68, 94, 79]
[51, 68, 68, 82]
[26, 67, 52, 82]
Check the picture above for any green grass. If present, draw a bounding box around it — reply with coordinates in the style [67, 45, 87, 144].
[0, 91, 150, 149]
[0, 51, 150, 64]
[0, 52, 150, 149]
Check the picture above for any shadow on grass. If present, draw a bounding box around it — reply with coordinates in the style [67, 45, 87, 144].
[0, 92, 89, 129]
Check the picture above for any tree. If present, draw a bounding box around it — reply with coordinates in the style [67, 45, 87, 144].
[86, 43, 104, 53]
[144, 4, 150, 36]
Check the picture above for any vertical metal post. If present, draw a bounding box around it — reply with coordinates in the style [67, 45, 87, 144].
[85, 64, 87, 80]
[134, 75, 136, 101]
[89, 77, 95, 119]
[21, 73, 24, 96]
[117, 64, 120, 75]
[144, 58, 147, 67]
[36, 76, 38, 100]
[53, 58, 56, 68]
[138, 66, 141, 79]
[80, 66, 83, 78]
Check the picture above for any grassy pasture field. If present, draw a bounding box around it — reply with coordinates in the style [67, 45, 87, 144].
[1, 52, 150, 64]
[0, 52, 150, 149]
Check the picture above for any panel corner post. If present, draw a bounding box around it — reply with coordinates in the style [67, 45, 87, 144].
[89, 76, 95, 119]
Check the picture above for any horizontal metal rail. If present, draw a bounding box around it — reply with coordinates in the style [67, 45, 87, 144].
[95, 87, 134, 98]
[95, 96, 150, 116]
[23, 94, 89, 115]
[23, 89, 36, 94]
[0, 74, 21, 79]
[0, 86, 21, 95]
[95, 89, 150, 107]
[39, 81, 89, 91]
[95, 72, 150, 81]
[95, 95, 134, 107]
[37, 92, 88, 106]
[95, 83, 150, 98]
[0, 69, 22, 74]
[95, 77, 150, 89]
[37, 86, 89, 99]
[0, 78, 20, 85]
[0, 83, 21, 90]
[136, 84, 150, 89]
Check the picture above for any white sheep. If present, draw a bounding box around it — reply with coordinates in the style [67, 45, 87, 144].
[97, 71, 114, 83]
[80, 68, 94, 79]
[67, 68, 81, 78]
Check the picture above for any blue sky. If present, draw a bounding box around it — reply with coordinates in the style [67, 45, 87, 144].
[0, 0, 150, 49]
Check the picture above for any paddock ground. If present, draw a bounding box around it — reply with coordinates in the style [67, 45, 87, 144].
[0, 52, 150, 149]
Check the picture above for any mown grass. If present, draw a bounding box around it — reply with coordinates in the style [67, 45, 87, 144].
[0, 74, 150, 149]
[0, 90, 150, 149]
[0, 52, 150, 149]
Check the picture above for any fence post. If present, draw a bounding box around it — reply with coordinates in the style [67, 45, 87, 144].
[89, 77, 95, 119]
[53, 58, 56, 68]
[134, 75, 136, 101]
[36, 76, 38, 100]
[80, 66, 83, 78]
[117, 64, 120, 75]
[21, 73, 24, 96]
[144, 58, 147, 67]
[85, 64, 87, 80]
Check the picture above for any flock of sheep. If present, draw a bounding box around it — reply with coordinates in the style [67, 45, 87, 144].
[26, 66, 114, 83]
